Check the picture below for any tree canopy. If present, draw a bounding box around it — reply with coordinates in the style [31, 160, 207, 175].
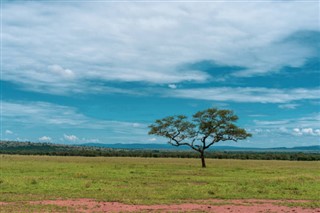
[148, 108, 252, 167]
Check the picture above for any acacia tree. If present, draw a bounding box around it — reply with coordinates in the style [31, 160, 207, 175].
[148, 108, 251, 168]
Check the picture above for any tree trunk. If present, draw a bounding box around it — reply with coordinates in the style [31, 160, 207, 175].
[200, 152, 206, 168]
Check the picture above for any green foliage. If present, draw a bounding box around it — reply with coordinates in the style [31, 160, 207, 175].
[149, 108, 251, 150]
[149, 108, 251, 167]
[1, 155, 319, 205]
[149, 108, 251, 146]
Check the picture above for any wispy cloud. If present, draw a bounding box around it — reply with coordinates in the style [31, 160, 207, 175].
[2, 100, 152, 143]
[2, 101, 147, 131]
[166, 87, 320, 103]
[278, 104, 300, 109]
[2, 101, 88, 126]
[5, 130, 13, 135]
[254, 114, 320, 127]
[81, 138, 100, 143]
[252, 114, 320, 137]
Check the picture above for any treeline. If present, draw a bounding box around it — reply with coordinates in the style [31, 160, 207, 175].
[1, 141, 319, 161]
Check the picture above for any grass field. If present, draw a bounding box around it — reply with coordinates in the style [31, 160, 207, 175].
[0, 155, 319, 205]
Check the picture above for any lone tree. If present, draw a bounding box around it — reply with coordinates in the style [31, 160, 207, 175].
[148, 108, 251, 168]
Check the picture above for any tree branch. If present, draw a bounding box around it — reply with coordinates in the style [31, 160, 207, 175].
[169, 139, 201, 152]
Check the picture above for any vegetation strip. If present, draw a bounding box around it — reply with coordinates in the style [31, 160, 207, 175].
[1, 141, 319, 160]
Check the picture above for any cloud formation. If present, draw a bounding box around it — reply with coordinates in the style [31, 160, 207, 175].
[251, 114, 320, 138]
[278, 104, 300, 109]
[2, 100, 149, 143]
[293, 128, 320, 136]
[166, 87, 320, 103]
[2, 101, 146, 130]
[48, 65, 75, 79]
[168, 84, 177, 89]
[64, 134, 78, 142]
[39, 136, 52, 142]
[2, 1, 319, 148]
[2, 101, 89, 126]
[3, 1, 319, 95]
[5, 130, 13, 135]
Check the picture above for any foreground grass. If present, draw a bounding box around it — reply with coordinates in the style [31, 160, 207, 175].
[0, 203, 76, 213]
[0, 155, 319, 204]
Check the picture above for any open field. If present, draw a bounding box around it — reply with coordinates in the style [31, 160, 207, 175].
[1, 155, 319, 212]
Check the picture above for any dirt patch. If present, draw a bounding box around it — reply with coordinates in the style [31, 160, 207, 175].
[1, 199, 319, 212]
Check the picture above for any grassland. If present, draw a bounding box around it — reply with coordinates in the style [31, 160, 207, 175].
[0, 155, 319, 205]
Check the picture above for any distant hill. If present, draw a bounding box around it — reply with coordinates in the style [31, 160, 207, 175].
[79, 143, 320, 153]
[1, 141, 319, 160]
[1, 141, 318, 153]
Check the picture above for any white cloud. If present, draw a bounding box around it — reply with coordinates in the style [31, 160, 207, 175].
[255, 115, 320, 128]
[148, 138, 157, 142]
[166, 87, 320, 103]
[16, 137, 29, 142]
[278, 104, 300, 109]
[81, 138, 100, 143]
[48, 64, 75, 79]
[292, 128, 320, 136]
[254, 120, 290, 126]
[2, 100, 149, 142]
[2, 101, 88, 126]
[293, 128, 302, 136]
[64, 134, 78, 142]
[279, 127, 289, 133]
[5, 130, 13, 135]
[39, 136, 52, 142]
[132, 123, 140, 127]
[2, 101, 146, 130]
[248, 114, 267, 117]
[2, 1, 318, 94]
[252, 114, 320, 138]
[168, 84, 177, 89]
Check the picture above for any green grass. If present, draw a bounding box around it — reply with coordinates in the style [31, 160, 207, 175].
[0, 202, 76, 213]
[0, 155, 319, 204]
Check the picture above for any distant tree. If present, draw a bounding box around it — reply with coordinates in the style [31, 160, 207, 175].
[148, 108, 252, 168]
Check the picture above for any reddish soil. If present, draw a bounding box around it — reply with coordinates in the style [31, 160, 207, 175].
[2, 199, 320, 212]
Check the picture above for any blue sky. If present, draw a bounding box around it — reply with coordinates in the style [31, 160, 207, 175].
[1, 1, 319, 148]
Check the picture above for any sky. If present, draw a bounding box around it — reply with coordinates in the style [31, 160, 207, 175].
[1, 0, 320, 148]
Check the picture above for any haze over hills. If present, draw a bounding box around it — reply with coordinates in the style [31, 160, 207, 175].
[1, 140, 318, 152]
[79, 143, 320, 152]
